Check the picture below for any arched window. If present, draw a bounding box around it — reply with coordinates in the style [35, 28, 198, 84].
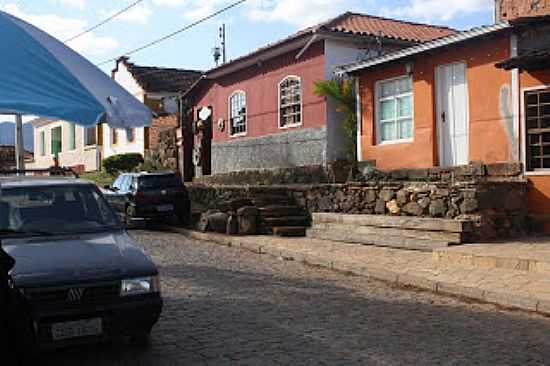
[229, 90, 247, 136]
[279, 76, 302, 128]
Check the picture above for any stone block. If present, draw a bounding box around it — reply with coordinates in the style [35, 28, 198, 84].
[380, 189, 395, 202]
[208, 212, 229, 233]
[226, 215, 238, 235]
[375, 198, 386, 214]
[396, 189, 409, 205]
[429, 199, 447, 217]
[386, 200, 401, 215]
[486, 162, 522, 177]
[403, 202, 423, 216]
[460, 199, 478, 214]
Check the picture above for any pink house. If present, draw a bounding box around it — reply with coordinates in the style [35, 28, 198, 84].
[183, 12, 455, 179]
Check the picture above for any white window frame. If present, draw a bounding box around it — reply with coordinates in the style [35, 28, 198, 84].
[228, 90, 247, 137]
[278, 75, 302, 129]
[522, 84, 550, 176]
[374, 75, 414, 145]
[69, 123, 76, 151]
[84, 125, 97, 147]
[39, 130, 46, 157]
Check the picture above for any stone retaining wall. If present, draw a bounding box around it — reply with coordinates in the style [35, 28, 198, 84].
[188, 179, 529, 241]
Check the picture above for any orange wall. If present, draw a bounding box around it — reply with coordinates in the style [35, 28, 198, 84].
[358, 34, 513, 170]
[521, 69, 550, 227]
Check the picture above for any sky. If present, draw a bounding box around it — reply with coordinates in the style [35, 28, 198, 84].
[0, 0, 496, 75]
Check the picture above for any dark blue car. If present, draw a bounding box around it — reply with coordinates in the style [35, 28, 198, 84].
[0, 175, 162, 352]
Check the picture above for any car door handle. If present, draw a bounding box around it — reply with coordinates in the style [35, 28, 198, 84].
[441, 111, 446, 123]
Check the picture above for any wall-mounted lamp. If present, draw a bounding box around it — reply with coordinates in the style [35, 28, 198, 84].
[405, 62, 414, 76]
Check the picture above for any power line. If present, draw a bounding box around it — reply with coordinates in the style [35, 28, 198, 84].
[96, 0, 247, 66]
[64, 0, 145, 43]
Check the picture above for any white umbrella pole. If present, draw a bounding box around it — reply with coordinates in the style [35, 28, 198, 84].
[15, 114, 25, 171]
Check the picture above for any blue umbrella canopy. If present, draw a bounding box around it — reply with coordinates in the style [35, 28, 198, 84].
[0, 10, 152, 128]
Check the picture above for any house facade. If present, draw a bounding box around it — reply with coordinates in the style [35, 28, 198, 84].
[28, 58, 201, 173]
[28, 118, 101, 173]
[107, 57, 201, 159]
[184, 12, 455, 177]
[339, 9, 550, 229]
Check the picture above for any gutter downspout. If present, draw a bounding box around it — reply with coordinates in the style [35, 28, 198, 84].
[354, 77, 362, 162]
[296, 33, 319, 60]
[511, 33, 520, 163]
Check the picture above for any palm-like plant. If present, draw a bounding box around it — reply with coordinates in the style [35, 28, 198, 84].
[314, 79, 357, 162]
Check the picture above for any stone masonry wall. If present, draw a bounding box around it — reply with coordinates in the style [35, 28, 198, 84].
[188, 162, 530, 241]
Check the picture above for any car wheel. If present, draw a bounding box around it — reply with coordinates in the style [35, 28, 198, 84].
[125, 205, 134, 228]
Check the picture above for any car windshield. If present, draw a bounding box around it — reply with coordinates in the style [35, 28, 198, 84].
[139, 175, 181, 189]
[0, 184, 120, 237]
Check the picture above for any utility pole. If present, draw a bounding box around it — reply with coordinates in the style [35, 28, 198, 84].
[14, 114, 25, 171]
[220, 24, 226, 64]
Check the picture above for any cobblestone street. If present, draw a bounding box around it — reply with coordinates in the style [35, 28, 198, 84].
[42, 230, 550, 365]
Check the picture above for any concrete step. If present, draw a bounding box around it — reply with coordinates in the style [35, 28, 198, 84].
[312, 222, 463, 244]
[433, 242, 550, 275]
[307, 227, 450, 252]
[272, 226, 307, 237]
[313, 213, 471, 233]
[262, 216, 310, 227]
[259, 205, 304, 218]
[252, 195, 293, 206]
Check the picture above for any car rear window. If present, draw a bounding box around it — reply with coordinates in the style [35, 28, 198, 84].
[138, 175, 182, 189]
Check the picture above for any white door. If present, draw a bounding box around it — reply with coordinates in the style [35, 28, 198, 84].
[436, 62, 469, 167]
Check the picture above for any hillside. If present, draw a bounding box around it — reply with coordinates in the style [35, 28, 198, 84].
[0, 121, 34, 151]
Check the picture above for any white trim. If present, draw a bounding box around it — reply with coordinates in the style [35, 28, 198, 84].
[278, 75, 303, 129]
[295, 34, 318, 60]
[355, 77, 362, 162]
[521, 84, 550, 175]
[511, 34, 520, 162]
[228, 89, 247, 137]
[374, 75, 414, 145]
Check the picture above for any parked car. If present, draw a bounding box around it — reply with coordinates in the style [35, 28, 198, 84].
[0, 175, 163, 352]
[103, 172, 190, 226]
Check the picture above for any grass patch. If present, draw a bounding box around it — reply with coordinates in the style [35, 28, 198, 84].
[81, 170, 115, 188]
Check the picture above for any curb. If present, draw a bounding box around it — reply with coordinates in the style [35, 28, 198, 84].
[160, 226, 549, 317]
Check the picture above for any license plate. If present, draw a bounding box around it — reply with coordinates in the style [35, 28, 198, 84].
[156, 204, 173, 212]
[51, 318, 102, 341]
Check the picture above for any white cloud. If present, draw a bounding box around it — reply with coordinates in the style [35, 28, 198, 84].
[55, 0, 87, 10]
[381, 0, 493, 22]
[152, 0, 187, 7]
[246, 0, 349, 27]
[1, 4, 119, 57]
[114, 2, 153, 24]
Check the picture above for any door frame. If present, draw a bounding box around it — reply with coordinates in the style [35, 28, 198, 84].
[435, 61, 470, 167]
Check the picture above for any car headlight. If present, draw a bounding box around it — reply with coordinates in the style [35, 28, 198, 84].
[120, 276, 161, 297]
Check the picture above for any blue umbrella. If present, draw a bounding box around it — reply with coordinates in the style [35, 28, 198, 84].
[0, 10, 152, 128]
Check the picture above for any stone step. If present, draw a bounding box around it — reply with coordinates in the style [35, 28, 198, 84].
[433, 244, 550, 275]
[259, 205, 305, 218]
[252, 195, 293, 206]
[272, 226, 307, 237]
[307, 228, 450, 252]
[313, 213, 471, 233]
[312, 222, 463, 244]
[261, 216, 310, 227]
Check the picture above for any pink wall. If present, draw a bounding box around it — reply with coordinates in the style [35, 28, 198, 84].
[192, 41, 327, 143]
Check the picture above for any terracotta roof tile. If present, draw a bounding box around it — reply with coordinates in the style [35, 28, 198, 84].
[322, 12, 456, 42]
[121, 58, 202, 93]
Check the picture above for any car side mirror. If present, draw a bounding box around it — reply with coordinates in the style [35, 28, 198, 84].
[103, 185, 111, 190]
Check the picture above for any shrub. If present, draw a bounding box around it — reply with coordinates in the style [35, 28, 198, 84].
[102, 153, 144, 175]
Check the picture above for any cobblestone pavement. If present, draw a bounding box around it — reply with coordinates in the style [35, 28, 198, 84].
[42, 230, 550, 365]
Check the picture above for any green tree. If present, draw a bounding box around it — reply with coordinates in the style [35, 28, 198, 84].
[314, 79, 357, 162]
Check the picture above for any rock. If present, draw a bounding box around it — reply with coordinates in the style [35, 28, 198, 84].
[208, 212, 229, 233]
[375, 198, 386, 214]
[318, 196, 332, 211]
[418, 197, 431, 209]
[486, 162, 522, 177]
[386, 200, 401, 215]
[380, 189, 395, 202]
[402, 202, 423, 216]
[237, 206, 259, 216]
[226, 215, 238, 235]
[429, 199, 447, 217]
[454, 162, 486, 178]
[460, 199, 478, 214]
[396, 190, 409, 206]
[198, 209, 220, 232]
[365, 189, 378, 203]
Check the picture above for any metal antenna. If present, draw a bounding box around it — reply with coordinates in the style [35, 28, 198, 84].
[220, 24, 227, 64]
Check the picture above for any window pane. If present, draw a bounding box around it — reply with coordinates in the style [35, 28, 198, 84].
[381, 81, 395, 97]
[397, 77, 412, 93]
[380, 122, 396, 141]
[398, 95, 412, 118]
[398, 119, 413, 139]
[380, 100, 396, 121]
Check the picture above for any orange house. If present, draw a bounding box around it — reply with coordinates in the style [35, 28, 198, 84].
[338, 16, 550, 230]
